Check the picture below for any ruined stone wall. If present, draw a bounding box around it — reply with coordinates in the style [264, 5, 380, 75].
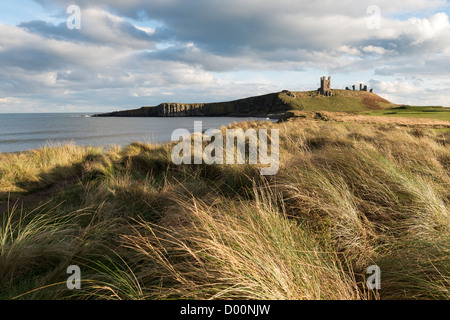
[319, 76, 332, 96]
[347, 83, 373, 93]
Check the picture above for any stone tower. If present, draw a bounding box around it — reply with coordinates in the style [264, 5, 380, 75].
[319, 76, 332, 96]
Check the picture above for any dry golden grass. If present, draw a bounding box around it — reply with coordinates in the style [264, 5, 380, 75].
[336, 114, 450, 128]
[0, 143, 103, 195]
[120, 186, 362, 300]
[0, 118, 448, 300]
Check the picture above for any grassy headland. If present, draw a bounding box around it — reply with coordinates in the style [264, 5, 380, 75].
[0, 117, 449, 300]
[94, 89, 450, 123]
[94, 89, 399, 118]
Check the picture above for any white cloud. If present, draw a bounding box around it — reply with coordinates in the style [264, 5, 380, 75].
[338, 45, 362, 56]
[408, 12, 449, 42]
[362, 46, 389, 55]
[372, 79, 418, 94]
[0, 0, 449, 111]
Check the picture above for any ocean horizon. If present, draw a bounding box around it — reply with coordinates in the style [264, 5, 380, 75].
[0, 113, 270, 153]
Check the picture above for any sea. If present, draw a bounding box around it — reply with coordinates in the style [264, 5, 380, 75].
[0, 113, 271, 153]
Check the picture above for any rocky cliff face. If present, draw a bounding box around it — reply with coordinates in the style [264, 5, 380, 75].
[93, 92, 290, 118]
[93, 90, 395, 118]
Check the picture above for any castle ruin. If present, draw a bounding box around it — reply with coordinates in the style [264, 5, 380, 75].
[345, 82, 374, 93]
[319, 76, 332, 96]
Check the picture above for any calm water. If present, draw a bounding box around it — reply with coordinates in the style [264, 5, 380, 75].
[0, 113, 270, 153]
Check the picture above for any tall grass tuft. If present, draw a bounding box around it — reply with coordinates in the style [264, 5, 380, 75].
[0, 204, 80, 299]
[121, 185, 363, 300]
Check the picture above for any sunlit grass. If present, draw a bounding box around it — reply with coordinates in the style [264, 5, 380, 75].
[0, 119, 448, 300]
[361, 105, 450, 121]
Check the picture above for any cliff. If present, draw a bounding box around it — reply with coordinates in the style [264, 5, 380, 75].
[93, 89, 396, 118]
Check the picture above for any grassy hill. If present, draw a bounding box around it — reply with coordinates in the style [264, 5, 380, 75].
[279, 89, 396, 112]
[94, 89, 398, 118]
[94, 89, 450, 122]
[281, 90, 450, 121]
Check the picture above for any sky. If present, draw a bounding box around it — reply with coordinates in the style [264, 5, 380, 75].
[0, 0, 449, 113]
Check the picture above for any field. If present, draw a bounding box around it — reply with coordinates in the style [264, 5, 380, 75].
[0, 116, 449, 300]
[361, 105, 450, 121]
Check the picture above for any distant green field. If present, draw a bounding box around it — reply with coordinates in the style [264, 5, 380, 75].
[361, 105, 450, 121]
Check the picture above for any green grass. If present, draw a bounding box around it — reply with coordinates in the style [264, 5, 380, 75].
[361, 105, 450, 121]
[280, 90, 397, 112]
[0, 120, 449, 300]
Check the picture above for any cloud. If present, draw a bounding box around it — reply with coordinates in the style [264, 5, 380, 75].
[19, 8, 157, 48]
[370, 77, 450, 107]
[361, 46, 390, 55]
[0, 0, 449, 112]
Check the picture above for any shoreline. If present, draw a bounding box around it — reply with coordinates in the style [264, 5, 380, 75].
[2, 114, 449, 156]
[0, 116, 274, 154]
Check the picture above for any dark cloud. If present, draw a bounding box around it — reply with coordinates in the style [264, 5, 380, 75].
[19, 20, 84, 41]
[19, 10, 157, 48]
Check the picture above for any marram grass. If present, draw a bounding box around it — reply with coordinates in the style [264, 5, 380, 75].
[0, 119, 448, 300]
